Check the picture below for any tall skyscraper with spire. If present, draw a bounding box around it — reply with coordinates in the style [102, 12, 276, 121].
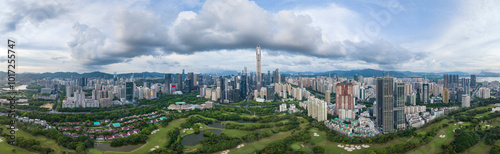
[256, 45, 262, 91]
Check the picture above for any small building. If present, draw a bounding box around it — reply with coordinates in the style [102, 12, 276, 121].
[96, 135, 105, 141]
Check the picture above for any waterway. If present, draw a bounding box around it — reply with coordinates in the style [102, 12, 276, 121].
[181, 129, 222, 146]
[94, 142, 145, 152]
[461, 77, 500, 82]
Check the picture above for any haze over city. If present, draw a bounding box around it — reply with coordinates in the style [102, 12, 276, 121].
[1, 0, 500, 74]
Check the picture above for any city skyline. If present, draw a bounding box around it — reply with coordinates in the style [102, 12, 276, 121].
[1, 0, 500, 74]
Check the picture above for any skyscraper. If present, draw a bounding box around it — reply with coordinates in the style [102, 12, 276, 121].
[165, 73, 172, 94]
[125, 82, 133, 101]
[325, 91, 331, 104]
[462, 78, 470, 95]
[273, 69, 280, 83]
[471, 75, 477, 88]
[443, 88, 449, 103]
[422, 83, 429, 104]
[377, 77, 394, 134]
[187, 72, 194, 92]
[394, 82, 405, 130]
[176, 74, 183, 91]
[336, 83, 355, 120]
[256, 45, 262, 91]
[78, 77, 87, 87]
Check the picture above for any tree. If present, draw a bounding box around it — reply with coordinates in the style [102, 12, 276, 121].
[491, 145, 500, 154]
[312, 146, 325, 154]
[76, 145, 85, 154]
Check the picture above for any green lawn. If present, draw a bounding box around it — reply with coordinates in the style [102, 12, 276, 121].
[290, 142, 311, 153]
[475, 112, 491, 118]
[228, 131, 293, 154]
[0, 125, 72, 154]
[411, 122, 470, 154]
[313, 127, 415, 154]
[184, 144, 202, 153]
[416, 119, 450, 133]
[89, 118, 186, 154]
[465, 140, 491, 154]
[222, 119, 290, 126]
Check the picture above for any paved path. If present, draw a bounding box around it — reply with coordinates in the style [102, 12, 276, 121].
[301, 143, 314, 153]
[407, 135, 414, 142]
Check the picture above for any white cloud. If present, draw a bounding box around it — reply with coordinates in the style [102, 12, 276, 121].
[2, 0, 493, 74]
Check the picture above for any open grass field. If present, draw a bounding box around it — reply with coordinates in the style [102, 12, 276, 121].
[475, 111, 491, 118]
[89, 118, 186, 154]
[464, 140, 491, 154]
[227, 130, 293, 154]
[411, 122, 471, 154]
[0, 125, 72, 154]
[222, 119, 290, 126]
[0, 136, 36, 154]
[310, 127, 415, 154]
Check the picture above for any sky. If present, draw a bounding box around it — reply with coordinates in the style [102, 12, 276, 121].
[1, 0, 499, 74]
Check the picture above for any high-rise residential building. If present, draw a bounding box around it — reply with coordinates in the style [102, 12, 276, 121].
[336, 83, 355, 120]
[471, 75, 476, 88]
[462, 94, 470, 107]
[256, 45, 262, 91]
[444, 74, 459, 89]
[125, 82, 133, 101]
[404, 83, 412, 95]
[479, 87, 490, 99]
[394, 82, 405, 130]
[422, 83, 429, 104]
[406, 93, 416, 106]
[443, 88, 449, 103]
[462, 78, 470, 95]
[456, 88, 464, 102]
[176, 74, 183, 91]
[307, 97, 327, 122]
[377, 77, 394, 134]
[281, 74, 286, 83]
[325, 91, 331, 104]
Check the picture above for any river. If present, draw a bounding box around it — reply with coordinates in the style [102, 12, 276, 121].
[461, 77, 500, 82]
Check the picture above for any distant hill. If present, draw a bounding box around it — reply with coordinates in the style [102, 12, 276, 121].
[1, 69, 498, 80]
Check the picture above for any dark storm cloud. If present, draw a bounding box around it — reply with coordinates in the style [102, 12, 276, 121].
[2, 0, 67, 32]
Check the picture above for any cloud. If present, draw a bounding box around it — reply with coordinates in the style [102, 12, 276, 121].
[59, 0, 428, 72]
[343, 39, 427, 69]
[67, 22, 120, 65]
[1, 0, 67, 32]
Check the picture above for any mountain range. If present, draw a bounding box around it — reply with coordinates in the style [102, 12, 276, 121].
[1, 69, 499, 80]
